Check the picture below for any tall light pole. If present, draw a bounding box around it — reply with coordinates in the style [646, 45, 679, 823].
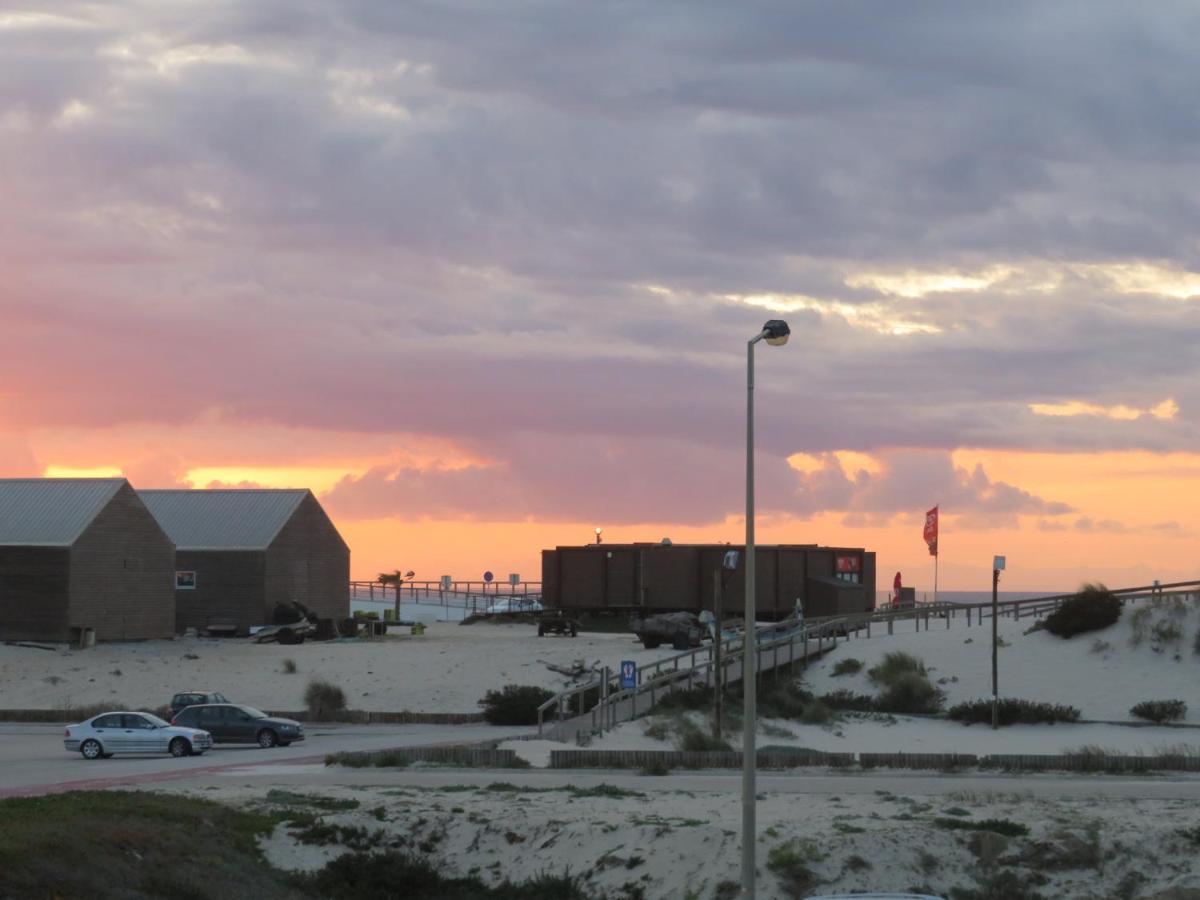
[743, 319, 790, 899]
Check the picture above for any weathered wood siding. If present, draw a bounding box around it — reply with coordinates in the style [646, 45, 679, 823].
[0, 547, 71, 641]
[68, 484, 176, 641]
[174, 549, 265, 634]
[264, 493, 349, 622]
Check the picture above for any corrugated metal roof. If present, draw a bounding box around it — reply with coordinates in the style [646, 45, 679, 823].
[138, 489, 308, 550]
[0, 478, 126, 546]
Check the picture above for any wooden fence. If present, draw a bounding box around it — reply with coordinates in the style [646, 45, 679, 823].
[548, 749, 1200, 773]
[326, 746, 522, 768]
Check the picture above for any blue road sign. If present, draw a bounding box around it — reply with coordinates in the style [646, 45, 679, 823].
[620, 660, 637, 689]
[483, 571, 494, 583]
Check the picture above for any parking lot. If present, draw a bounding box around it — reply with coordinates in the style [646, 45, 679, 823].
[0, 722, 528, 797]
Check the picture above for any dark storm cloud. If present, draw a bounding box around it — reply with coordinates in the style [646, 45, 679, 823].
[4, 2, 1200, 523]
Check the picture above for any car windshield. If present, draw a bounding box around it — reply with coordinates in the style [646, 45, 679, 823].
[142, 713, 170, 728]
[214, 693, 229, 703]
[239, 706, 267, 719]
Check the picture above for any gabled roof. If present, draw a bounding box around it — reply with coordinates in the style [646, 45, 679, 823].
[138, 489, 309, 550]
[0, 478, 127, 547]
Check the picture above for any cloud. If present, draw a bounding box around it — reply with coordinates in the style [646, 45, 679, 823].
[5, 1, 1200, 536]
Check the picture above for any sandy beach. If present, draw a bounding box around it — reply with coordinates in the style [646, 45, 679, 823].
[0, 622, 676, 715]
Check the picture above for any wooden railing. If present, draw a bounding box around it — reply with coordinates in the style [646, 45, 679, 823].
[536, 581, 1200, 740]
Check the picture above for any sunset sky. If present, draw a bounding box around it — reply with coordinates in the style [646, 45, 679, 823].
[4, 3, 1200, 593]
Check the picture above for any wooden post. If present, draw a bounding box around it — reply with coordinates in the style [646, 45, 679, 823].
[992, 568, 1000, 729]
[888, 617, 893, 636]
[713, 570, 723, 739]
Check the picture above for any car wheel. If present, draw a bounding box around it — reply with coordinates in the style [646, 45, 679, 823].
[80, 739, 102, 760]
[537, 624, 546, 636]
[169, 738, 190, 758]
[257, 729, 278, 749]
[642, 637, 661, 649]
[278, 741, 291, 748]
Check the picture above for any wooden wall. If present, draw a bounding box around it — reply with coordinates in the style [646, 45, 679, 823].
[69, 483, 175, 641]
[0, 547, 71, 642]
[174, 549, 265, 634]
[265, 494, 349, 623]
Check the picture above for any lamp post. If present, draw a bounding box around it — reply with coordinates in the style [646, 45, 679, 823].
[595, 527, 603, 545]
[991, 555, 1005, 729]
[743, 319, 790, 899]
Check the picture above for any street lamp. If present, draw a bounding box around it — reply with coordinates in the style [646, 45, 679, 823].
[743, 318, 790, 898]
[594, 527, 603, 545]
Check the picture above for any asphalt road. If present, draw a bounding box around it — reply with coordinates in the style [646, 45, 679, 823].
[0, 722, 529, 798]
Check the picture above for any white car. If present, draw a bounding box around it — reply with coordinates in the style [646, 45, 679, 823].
[484, 597, 544, 615]
[64, 711, 212, 760]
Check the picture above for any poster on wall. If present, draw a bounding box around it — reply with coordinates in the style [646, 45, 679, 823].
[175, 571, 197, 590]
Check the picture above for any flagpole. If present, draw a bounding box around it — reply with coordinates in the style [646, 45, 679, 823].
[934, 503, 939, 606]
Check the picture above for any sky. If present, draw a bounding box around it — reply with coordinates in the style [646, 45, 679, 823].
[3, 2, 1200, 593]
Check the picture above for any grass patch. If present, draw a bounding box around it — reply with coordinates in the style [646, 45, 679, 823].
[766, 839, 826, 895]
[674, 719, 732, 752]
[934, 817, 1029, 837]
[297, 850, 592, 899]
[867, 651, 926, 687]
[264, 790, 360, 811]
[0, 791, 296, 899]
[282, 658, 297, 674]
[830, 658, 863, 676]
[640, 759, 671, 776]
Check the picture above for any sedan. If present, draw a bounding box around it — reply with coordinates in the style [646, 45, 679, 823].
[171, 704, 304, 748]
[64, 712, 212, 760]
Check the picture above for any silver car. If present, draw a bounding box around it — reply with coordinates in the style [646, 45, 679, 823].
[64, 711, 212, 760]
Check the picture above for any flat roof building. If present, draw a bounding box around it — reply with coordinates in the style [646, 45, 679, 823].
[542, 541, 876, 620]
[0, 479, 176, 642]
[139, 489, 350, 635]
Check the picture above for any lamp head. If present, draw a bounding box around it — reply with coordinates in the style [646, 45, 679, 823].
[762, 319, 790, 346]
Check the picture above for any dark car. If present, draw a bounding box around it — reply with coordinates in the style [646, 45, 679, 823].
[171, 704, 304, 749]
[170, 691, 230, 718]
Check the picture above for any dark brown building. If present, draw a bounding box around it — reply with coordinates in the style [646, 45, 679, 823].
[0, 479, 176, 642]
[542, 542, 875, 620]
[139, 489, 350, 634]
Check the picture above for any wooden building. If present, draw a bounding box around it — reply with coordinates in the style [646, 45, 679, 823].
[541, 542, 875, 620]
[0, 479, 176, 642]
[138, 489, 349, 634]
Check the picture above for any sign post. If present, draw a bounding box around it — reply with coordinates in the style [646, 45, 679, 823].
[991, 555, 1006, 729]
[620, 660, 637, 690]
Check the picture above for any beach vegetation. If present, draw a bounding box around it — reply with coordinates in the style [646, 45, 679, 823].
[867, 651, 927, 686]
[934, 816, 1029, 837]
[478, 684, 555, 725]
[766, 839, 826, 895]
[830, 657, 863, 676]
[1129, 699, 1187, 723]
[1043, 584, 1121, 638]
[282, 658, 297, 674]
[948, 698, 1080, 726]
[875, 672, 945, 714]
[304, 679, 347, 720]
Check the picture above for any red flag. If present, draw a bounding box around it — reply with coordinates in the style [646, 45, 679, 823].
[923, 505, 938, 556]
[892, 571, 902, 607]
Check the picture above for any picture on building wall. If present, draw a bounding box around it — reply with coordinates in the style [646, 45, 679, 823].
[175, 571, 197, 590]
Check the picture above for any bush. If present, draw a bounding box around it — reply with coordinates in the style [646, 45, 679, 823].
[674, 720, 732, 752]
[1043, 583, 1121, 638]
[304, 680, 347, 720]
[948, 698, 1081, 726]
[478, 684, 555, 726]
[875, 672, 944, 714]
[1129, 699, 1187, 723]
[868, 652, 927, 687]
[819, 690, 878, 712]
[831, 658, 863, 677]
[282, 658, 297, 674]
[934, 817, 1029, 837]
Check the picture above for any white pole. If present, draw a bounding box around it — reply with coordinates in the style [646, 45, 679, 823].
[742, 334, 759, 898]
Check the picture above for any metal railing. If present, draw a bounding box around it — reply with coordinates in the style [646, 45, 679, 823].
[535, 581, 1200, 740]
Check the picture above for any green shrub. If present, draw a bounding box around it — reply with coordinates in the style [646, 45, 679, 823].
[934, 817, 1029, 837]
[875, 672, 944, 714]
[674, 720, 732, 752]
[757, 681, 812, 720]
[1150, 620, 1184, 652]
[1043, 583, 1121, 638]
[304, 680, 347, 720]
[640, 759, 671, 776]
[766, 839, 826, 895]
[819, 690, 878, 712]
[282, 658, 297, 674]
[831, 658, 863, 677]
[799, 700, 835, 725]
[948, 698, 1081, 726]
[478, 685, 556, 726]
[868, 651, 927, 687]
[1129, 699, 1187, 723]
